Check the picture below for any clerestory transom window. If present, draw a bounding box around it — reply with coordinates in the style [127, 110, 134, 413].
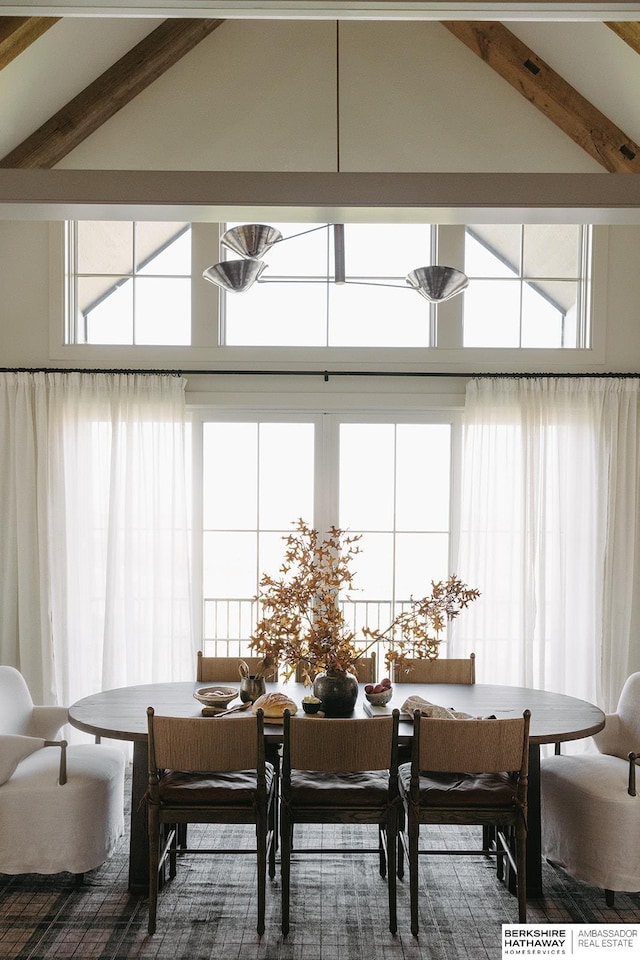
[61, 220, 594, 352]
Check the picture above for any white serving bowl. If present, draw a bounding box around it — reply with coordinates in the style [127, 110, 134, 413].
[193, 685, 238, 708]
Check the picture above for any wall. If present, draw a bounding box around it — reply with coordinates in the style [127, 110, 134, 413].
[54, 20, 599, 174]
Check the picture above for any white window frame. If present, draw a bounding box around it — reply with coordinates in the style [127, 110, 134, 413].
[49, 221, 608, 370]
[190, 402, 460, 657]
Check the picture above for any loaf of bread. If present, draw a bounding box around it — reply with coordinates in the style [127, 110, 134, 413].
[252, 692, 298, 718]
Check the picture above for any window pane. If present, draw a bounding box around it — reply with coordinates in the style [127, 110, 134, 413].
[203, 423, 257, 529]
[203, 531, 257, 598]
[204, 597, 255, 641]
[350, 531, 394, 600]
[77, 221, 133, 274]
[225, 281, 328, 346]
[395, 424, 450, 530]
[259, 423, 314, 527]
[523, 224, 581, 278]
[395, 532, 450, 597]
[201, 419, 316, 650]
[135, 277, 191, 345]
[344, 224, 431, 277]
[463, 279, 521, 348]
[258, 530, 295, 581]
[340, 424, 395, 529]
[466, 225, 521, 277]
[82, 278, 133, 345]
[521, 283, 569, 348]
[328, 283, 430, 347]
[136, 224, 191, 275]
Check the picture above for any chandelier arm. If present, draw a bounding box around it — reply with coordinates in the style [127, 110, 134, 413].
[274, 223, 332, 245]
[257, 278, 411, 291]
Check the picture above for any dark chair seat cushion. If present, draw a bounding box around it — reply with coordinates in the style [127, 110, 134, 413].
[290, 769, 390, 807]
[398, 763, 517, 807]
[158, 763, 275, 805]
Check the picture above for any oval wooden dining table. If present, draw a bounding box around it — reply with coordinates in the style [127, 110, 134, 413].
[69, 679, 605, 897]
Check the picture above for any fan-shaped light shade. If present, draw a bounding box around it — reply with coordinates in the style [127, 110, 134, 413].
[406, 265, 469, 302]
[202, 259, 267, 293]
[221, 224, 283, 259]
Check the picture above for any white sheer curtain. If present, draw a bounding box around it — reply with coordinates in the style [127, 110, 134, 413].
[452, 376, 640, 712]
[0, 372, 193, 707]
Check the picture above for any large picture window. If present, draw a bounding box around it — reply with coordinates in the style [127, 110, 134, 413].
[196, 412, 454, 660]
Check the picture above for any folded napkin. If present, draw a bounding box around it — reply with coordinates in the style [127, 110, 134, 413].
[400, 696, 472, 719]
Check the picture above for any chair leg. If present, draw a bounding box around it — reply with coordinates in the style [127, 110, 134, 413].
[408, 820, 420, 937]
[386, 815, 398, 935]
[268, 815, 276, 880]
[280, 805, 292, 936]
[516, 822, 527, 923]
[256, 814, 267, 936]
[177, 823, 188, 849]
[169, 827, 178, 880]
[148, 808, 160, 935]
[378, 825, 387, 878]
[397, 806, 405, 880]
[267, 789, 277, 879]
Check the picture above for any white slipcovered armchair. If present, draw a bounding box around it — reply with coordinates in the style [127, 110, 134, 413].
[541, 672, 640, 905]
[0, 665, 125, 877]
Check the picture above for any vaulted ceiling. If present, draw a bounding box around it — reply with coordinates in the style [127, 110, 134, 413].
[1, 9, 640, 224]
[2, 13, 640, 172]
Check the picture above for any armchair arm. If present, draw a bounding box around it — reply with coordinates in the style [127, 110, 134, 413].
[0, 735, 68, 786]
[44, 739, 68, 785]
[592, 714, 621, 756]
[29, 705, 69, 740]
[0, 734, 46, 785]
[628, 752, 639, 797]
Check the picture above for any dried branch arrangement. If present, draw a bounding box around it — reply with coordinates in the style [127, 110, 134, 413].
[249, 519, 480, 681]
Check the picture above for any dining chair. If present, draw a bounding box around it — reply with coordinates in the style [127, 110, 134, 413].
[191, 652, 279, 853]
[392, 653, 475, 684]
[0, 665, 125, 878]
[280, 708, 400, 935]
[196, 651, 278, 682]
[399, 709, 530, 935]
[541, 671, 640, 905]
[146, 707, 276, 935]
[294, 652, 377, 684]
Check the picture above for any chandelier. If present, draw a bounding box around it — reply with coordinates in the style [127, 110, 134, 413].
[202, 223, 469, 303]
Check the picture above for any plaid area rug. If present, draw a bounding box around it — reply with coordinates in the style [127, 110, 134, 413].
[1, 775, 638, 960]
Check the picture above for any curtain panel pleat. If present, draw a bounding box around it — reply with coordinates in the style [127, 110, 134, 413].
[0, 372, 194, 707]
[453, 376, 640, 712]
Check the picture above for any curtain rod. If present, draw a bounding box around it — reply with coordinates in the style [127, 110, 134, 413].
[0, 367, 639, 380]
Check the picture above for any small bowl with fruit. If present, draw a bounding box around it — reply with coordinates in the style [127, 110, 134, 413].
[364, 677, 393, 706]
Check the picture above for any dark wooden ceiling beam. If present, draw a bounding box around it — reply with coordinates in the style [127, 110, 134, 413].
[442, 20, 640, 173]
[605, 22, 640, 54]
[0, 17, 60, 71]
[0, 18, 225, 169]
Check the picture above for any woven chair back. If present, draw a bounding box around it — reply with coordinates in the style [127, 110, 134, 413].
[415, 712, 530, 775]
[196, 653, 277, 682]
[286, 714, 397, 772]
[393, 654, 476, 685]
[147, 709, 263, 773]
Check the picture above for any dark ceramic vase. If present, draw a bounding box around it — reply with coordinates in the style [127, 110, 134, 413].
[312, 669, 359, 717]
